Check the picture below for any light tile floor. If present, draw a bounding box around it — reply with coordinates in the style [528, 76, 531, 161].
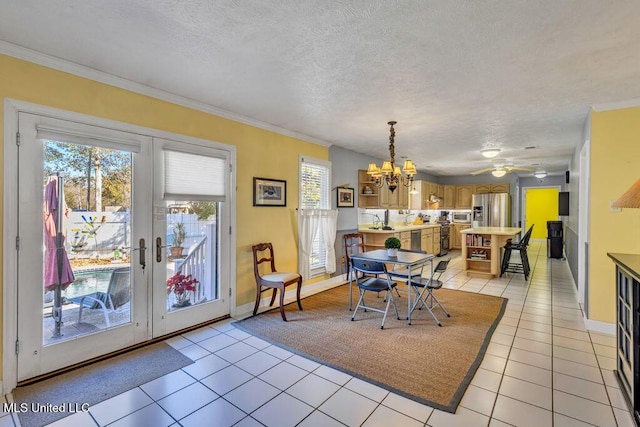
[3, 240, 633, 426]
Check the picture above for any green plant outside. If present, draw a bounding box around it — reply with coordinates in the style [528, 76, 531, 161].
[172, 222, 186, 248]
[384, 237, 401, 249]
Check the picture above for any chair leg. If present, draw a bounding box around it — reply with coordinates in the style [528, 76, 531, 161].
[351, 289, 366, 321]
[500, 247, 512, 277]
[252, 285, 262, 315]
[278, 287, 287, 321]
[348, 268, 354, 311]
[269, 288, 277, 307]
[296, 278, 303, 311]
[428, 291, 450, 317]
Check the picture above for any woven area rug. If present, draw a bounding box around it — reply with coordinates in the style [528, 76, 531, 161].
[12, 342, 193, 427]
[234, 284, 507, 413]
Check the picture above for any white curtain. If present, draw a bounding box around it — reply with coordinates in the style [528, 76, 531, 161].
[320, 210, 339, 274]
[297, 209, 339, 280]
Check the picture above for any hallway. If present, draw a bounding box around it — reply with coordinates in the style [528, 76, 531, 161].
[3, 240, 631, 426]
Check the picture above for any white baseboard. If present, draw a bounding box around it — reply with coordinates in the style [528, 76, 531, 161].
[585, 317, 615, 335]
[234, 274, 347, 319]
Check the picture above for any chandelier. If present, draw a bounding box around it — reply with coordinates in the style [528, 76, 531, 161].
[366, 121, 417, 193]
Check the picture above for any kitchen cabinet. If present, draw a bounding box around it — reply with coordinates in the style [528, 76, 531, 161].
[421, 228, 433, 253]
[379, 185, 396, 208]
[608, 253, 640, 426]
[400, 231, 411, 249]
[490, 183, 510, 193]
[409, 180, 429, 210]
[357, 170, 379, 208]
[428, 182, 438, 200]
[455, 185, 473, 209]
[473, 184, 491, 194]
[442, 185, 456, 209]
[451, 223, 468, 249]
[433, 228, 441, 255]
[436, 184, 444, 200]
[399, 185, 409, 209]
[379, 185, 408, 209]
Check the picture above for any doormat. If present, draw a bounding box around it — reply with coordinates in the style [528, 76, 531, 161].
[234, 284, 506, 413]
[11, 342, 193, 427]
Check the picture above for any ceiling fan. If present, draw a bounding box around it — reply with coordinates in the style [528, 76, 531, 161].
[470, 159, 534, 176]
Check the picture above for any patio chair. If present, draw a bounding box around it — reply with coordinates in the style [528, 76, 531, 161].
[68, 267, 130, 327]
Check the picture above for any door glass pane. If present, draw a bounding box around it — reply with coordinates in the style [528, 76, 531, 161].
[165, 201, 219, 312]
[42, 140, 132, 345]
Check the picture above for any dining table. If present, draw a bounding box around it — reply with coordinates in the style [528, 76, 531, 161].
[349, 249, 435, 325]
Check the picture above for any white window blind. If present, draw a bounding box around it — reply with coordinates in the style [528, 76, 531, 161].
[300, 158, 330, 209]
[164, 149, 226, 201]
[300, 157, 331, 273]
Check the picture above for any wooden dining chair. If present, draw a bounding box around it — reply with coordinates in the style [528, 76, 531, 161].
[343, 232, 366, 310]
[252, 242, 302, 321]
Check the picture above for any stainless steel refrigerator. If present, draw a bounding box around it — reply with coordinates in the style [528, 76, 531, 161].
[472, 193, 511, 227]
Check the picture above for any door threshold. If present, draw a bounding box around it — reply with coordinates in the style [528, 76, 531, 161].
[17, 314, 230, 387]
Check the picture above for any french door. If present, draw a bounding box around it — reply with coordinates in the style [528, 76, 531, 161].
[14, 111, 232, 381]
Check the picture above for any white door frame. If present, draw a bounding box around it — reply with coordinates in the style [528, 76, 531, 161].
[578, 139, 590, 306]
[2, 99, 237, 393]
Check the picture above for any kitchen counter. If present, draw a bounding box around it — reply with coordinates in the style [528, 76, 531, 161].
[608, 253, 640, 279]
[358, 224, 441, 233]
[460, 226, 522, 236]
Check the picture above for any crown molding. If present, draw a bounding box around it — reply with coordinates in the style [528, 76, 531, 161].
[0, 41, 332, 147]
[592, 97, 640, 112]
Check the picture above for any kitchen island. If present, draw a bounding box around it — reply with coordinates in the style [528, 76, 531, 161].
[460, 226, 522, 278]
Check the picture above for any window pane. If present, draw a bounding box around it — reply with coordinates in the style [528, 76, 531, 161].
[300, 158, 331, 271]
[43, 140, 133, 345]
[165, 201, 219, 312]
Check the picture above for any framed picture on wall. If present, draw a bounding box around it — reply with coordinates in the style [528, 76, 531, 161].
[337, 187, 355, 208]
[253, 177, 287, 206]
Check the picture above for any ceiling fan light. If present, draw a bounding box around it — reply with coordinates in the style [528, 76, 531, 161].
[534, 170, 547, 179]
[492, 169, 507, 177]
[481, 148, 501, 158]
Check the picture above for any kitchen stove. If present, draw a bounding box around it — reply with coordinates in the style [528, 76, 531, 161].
[438, 220, 450, 256]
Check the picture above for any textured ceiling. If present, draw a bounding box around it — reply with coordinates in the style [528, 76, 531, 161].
[1, 0, 639, 176]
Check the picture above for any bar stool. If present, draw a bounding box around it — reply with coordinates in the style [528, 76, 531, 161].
[500, 225, 534, 280]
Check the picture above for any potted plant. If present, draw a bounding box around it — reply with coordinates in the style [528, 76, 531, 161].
[385, 237, 401, 257]
[166, 272, 199, 307]
[170, 222, 186, 258]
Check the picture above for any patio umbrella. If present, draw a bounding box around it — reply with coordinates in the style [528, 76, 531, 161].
[44, 173, 75, 337]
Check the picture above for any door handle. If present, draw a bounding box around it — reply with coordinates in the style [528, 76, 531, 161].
[156, 237, 163, 262]
[139, 238, 146, 270]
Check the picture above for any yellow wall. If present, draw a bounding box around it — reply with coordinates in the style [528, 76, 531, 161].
[0, 54, 329, 376]
[589, 107, 640, 322]
[525, 188, 559, 239]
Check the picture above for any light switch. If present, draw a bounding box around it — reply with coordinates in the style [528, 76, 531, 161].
[610, 200, 621, 212]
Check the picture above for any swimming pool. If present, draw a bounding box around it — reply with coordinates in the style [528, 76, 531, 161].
[62, 268, 125, 300]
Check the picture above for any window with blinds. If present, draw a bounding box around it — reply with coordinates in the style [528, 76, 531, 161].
[164, 149, 227, 201]
[300, 156, 331, 273]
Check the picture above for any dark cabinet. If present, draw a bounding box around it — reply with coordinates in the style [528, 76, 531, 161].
[547, 220, 563, 259]
[609, 253, 640, 426]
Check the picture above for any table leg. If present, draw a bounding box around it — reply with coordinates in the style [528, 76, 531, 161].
[407, 265, 413, 325]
